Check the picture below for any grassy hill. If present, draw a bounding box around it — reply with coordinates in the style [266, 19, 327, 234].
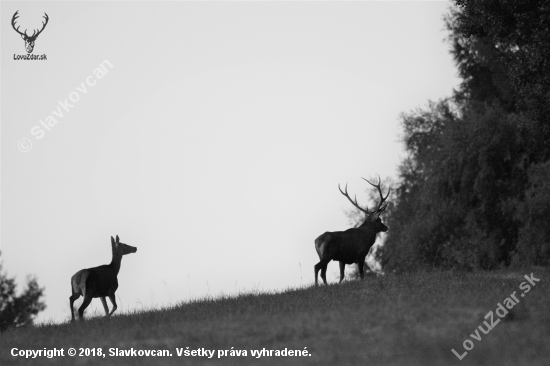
[1, 268, 549, 366]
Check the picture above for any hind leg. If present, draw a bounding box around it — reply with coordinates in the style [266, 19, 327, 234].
[69, 293, 80, 322]
[320, 263, 328, 285]
[314, 262, 322, 286]
[315, 259, 331, 286]
[314, 261, 327, 286]
[100, 297, 109, 317]
[78, 294, 93, 320]
[108, 294, 118, 316]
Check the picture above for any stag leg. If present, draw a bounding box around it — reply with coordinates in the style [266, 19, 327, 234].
[314, 262, 324, 286]
[320, 264, 328, 285]
[357, 260, 365, 280]
[69, 292, 80, 322]
[78, 294, 93, 320]
[100, 297, 110, 316]
[108, 294, 118, 316]
[339, 261, 346, 283]
[314, 261, 329, 286]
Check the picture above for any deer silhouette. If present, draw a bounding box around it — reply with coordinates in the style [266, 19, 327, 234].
[315, 177, 390, 285]
[69, 235, 137, 321]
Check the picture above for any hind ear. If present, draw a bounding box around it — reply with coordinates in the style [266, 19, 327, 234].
[111, 236, 116, 246]
[116, 235, 120, 243]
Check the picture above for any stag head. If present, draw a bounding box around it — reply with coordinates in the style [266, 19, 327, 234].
[12, 11, 49, 53]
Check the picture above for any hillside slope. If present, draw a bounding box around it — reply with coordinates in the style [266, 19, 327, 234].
[2, 268, 549, 365]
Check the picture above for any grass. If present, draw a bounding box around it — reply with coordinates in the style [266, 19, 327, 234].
[1, 267, 549, 365]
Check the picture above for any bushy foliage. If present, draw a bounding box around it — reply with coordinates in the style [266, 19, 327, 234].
[380, 1, 550, 270]
[514, 160, 550, 266]
[0, 267, 46, 332]
[449, 0, 550, 137]
[383, 102, 530, 270]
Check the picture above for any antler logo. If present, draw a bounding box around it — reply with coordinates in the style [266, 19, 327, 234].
[11, 10, 49, 54]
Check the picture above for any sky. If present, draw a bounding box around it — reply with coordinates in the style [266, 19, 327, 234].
[1, 1, 460, 323]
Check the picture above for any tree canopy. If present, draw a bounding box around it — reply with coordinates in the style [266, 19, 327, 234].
[0, 266, 46, 332]
[379, 1, 550, 270]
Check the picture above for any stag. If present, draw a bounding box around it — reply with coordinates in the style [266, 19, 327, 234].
[11, 11, 49, 53]
[314, 177, 390, 286]
[69, 235, 137, 321]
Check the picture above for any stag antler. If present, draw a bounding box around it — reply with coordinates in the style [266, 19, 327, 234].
[362, 176, 391, 214]
[338, 183, 371, 215]
[338, 176, 391, 217]
[11, 11, 49, 39]
[11, 11, 26, 37]
[30, 13, 49, 39]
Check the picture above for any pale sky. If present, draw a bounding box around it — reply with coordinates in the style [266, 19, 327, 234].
[1, 1, 459, 323]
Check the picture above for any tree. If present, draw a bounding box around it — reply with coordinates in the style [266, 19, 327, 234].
[379, 1, 550, 270]
[0, 266, 46, 332]
[382, 101, 529, 270]
[447, 0, 550, 153]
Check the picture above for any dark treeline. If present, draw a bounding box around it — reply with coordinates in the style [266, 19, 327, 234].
[379, 1, 550, 271]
